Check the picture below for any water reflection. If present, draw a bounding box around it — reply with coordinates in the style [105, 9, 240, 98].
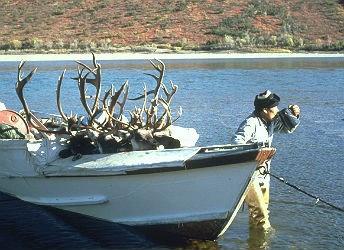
[247, 226, 275, 250]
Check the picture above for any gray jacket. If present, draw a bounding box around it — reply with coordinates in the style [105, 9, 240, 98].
[231, 108, 300, 184]
[231, 108, 300, 147]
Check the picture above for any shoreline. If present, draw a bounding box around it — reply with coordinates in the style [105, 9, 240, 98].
[0, 51, 344, 62]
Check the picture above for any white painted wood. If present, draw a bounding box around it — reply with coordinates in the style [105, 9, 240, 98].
[0, 139, 263, 239]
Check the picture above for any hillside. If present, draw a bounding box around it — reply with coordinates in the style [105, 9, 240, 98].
[1, 0, 344, 53]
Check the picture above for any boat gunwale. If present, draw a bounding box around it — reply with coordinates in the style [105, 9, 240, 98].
[0, 139, 273, 178]
[42, 146, 265, 177]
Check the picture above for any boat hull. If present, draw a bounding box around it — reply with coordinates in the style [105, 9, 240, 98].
[0, 141, 275, 240]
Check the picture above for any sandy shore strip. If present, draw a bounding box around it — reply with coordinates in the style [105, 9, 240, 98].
[0, 51, 343, 61]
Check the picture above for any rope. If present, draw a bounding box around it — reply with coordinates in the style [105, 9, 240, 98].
[258, 166, 344, 212]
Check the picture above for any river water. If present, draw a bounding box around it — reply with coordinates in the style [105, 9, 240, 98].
[0, 56, 343, 249]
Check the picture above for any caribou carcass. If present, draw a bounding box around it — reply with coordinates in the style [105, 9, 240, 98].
[15, 54, 197, 157]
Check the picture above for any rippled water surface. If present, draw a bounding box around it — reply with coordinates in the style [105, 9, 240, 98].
[0, 56, 343, 249]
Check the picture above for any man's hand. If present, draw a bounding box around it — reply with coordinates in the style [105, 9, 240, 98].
[288, 105, 300, 118]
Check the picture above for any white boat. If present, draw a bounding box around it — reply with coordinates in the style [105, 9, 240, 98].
[0, 138, 275, 240]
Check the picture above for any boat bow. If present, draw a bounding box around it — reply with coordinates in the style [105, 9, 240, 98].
[0, 141, 275, 240]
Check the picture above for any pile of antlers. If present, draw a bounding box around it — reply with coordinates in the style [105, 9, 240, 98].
[16, 53, 183, 155]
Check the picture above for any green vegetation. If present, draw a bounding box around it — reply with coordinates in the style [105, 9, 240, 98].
[0, 0, 343, 53]
[207, 0, 308, 50]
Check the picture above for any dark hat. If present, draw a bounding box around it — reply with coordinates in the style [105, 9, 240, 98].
[254, 90, 280, 110]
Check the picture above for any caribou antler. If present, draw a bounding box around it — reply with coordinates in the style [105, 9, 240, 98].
[156, 99, 183, 131]
[154, 81, 179, 131]
[74, 52, 101, 113]
[143, 59, 166, 127]
[57, 68, 93, 133]
[77, 68, 95, 118]
[73, 53, 102, 118]
[15, 55, 185, 152]
[56, 69, 69, 123]
[16, 61, 67, 134]
[74, 62, 102, 129]
[98, 81, 132, 130]
[129, 83, 147, 128]
[116, 81, 130, 127]
[144, 59, 165, 97]
[16, 61, 37, 123]
[140, 59, 182, 131]
[108, 81, 129, 125]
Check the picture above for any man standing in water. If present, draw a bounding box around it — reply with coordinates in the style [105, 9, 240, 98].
[231, 90, 300, 230]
